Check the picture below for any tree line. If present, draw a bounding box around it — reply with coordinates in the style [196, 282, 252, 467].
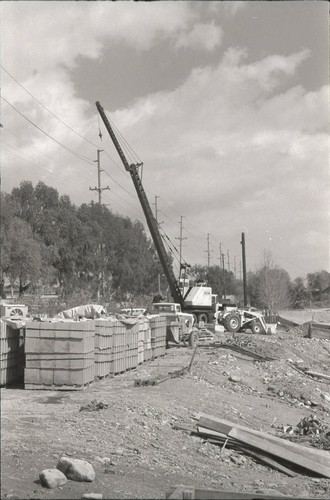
[1, 180, 329, 312]
[1, 181, 163, 303]
[191, 254, 330, 312]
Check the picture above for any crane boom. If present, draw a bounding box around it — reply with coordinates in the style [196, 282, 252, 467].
[96, 101, 184, 307]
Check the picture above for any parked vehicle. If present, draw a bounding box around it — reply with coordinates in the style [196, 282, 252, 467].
[152, 302, 197, 347]
[214, 303, 267, 334]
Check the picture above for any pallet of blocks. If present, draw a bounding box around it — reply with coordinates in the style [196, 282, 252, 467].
[125, 319, 139, 370]
[112, 319, 136, 374]
[149, 315, 167, 358]
[24, 320, 95, 390]
[138, 316, 152, 363]
[94, 318, 114, 378]
[0, 319, 25, 386]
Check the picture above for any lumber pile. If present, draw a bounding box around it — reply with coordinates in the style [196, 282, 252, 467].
[189, 413, 330, 478]
[166, 485, 322, 500]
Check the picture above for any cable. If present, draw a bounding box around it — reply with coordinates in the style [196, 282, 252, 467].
[1, 64, 101, 150]
[1, 96, 95, 165]
[3, 127, 70, 169]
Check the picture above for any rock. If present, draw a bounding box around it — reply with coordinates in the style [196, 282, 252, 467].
[39, 469, 67, 489]
[81, 494, 103, 499]
[57, 456, 95, 482]
[321, 393, 330, 402]
[229, 375, 242, 383]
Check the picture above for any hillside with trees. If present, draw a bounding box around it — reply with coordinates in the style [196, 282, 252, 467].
[1, 181, 329, 312]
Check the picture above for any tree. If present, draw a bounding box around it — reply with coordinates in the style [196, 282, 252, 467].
[253, 251, 291, 312]
[290, 277, 308, 309]
[1, 218, 44, 297]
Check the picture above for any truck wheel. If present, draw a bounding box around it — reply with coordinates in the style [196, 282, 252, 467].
[223, 313, 241, 333]
[198, 313, 208, 324]
[251, 320, 264, 334]
[189, 330, 199, 348]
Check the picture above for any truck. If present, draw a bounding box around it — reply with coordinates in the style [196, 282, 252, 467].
[152, 302, 198, 347]
[96, 101, 222, 344]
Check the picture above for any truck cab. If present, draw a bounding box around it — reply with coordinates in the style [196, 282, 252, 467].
[152, 302, 197, 347]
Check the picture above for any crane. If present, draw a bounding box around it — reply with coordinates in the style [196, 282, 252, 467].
[95, 101, 184, 307]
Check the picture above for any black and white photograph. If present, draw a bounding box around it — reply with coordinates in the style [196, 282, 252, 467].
[1, 1, 329, 499]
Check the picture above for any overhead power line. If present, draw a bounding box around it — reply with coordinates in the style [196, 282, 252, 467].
[1, 64, 101, 150]
[1, 95, 95, 165]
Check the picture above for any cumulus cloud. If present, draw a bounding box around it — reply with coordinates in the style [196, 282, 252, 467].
[175, 22, 223, 51]
[1, 2, 328, 277]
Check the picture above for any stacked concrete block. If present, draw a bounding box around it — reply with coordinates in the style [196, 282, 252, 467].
[0, 320, 24, 386]
[149, 315, 167, 358]
[94, 319, 114, 378]
[24, 321, 95, 390]
[140, 316, 153, 361]
[125, 320, 139, 370]
[137, 317, 146, 364]
[112, 320, 127, 374]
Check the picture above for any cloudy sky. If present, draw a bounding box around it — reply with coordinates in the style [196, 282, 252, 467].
[1, 1, 329, 281]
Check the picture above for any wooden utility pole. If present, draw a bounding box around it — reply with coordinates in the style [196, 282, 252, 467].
[176, 216, 187, 277]
[241, 232, 248, 306]
[227, 249, 230, 272]
[205, 233, 211, 267]
[153, 196, 163, 225]
[234, 256, 237, 278]
[89, 149, 109, 204]
[222, 253, 227, 299]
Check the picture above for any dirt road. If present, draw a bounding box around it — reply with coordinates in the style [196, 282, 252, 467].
[1, 327, 330, 499]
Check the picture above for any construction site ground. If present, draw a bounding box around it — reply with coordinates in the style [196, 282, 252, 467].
[1, 315, 330, 500]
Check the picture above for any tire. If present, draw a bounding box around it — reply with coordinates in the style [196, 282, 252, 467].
[251, 320, 264, 334]
[223, 312, 241, 333]
[189, 330, 199, 348]
[198, 313, 208, 324]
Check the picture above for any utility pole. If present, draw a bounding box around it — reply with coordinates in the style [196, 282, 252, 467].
[227, 249, 230, 272]
[239, 261, 242, 281]
[234, 256, 237, 278]
[176, 216, 187, 278]
[218, 243, 222, 297]
[241, 232, 248, 306]
[205, 233, 212, 267]
[153, 196, 163, 225]
[222, 253, 226, 300]
[89, 149, 109, 301]
[89, 149, 109, 204]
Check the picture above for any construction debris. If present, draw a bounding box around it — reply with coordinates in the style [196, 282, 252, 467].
[134, 367, 187, 387]
[206, 340, 276, 361]
[175, 413, 330, 478]
[279, 415, 330, 450]
[166, 485, 324, 500]
[79, 400, 108, 412]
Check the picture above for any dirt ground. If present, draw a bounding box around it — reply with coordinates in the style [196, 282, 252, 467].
[1, 322, 330, 500]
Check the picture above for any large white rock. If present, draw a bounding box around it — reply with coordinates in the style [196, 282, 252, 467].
[39, 468, 67, 489]
[57, 457, 95, 482]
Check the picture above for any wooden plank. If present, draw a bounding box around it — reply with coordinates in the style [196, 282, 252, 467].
[166, 486, 308, 499]
[196, 426, 229, 440]
[305, 370, 330, 381]
[228, 427, 330, 478]
[198, 414, 330, 468]
[197, 429, 297, 477]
